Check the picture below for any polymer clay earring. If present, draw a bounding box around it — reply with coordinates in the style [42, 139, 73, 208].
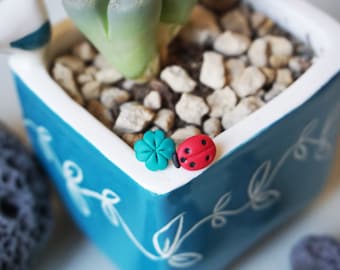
[134, 130, 216, 172]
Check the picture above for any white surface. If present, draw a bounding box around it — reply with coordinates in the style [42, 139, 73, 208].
[0, 0, 339, 270]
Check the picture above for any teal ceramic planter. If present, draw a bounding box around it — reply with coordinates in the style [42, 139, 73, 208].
[8, 0, 340, 269]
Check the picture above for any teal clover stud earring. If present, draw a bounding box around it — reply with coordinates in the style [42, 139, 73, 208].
[134, 130, 176, 171]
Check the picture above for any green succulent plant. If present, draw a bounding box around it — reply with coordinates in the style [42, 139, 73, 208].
[63, 0, 197, 81]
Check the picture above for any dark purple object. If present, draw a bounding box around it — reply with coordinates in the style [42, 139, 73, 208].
[291, 235, 340, 270]
[0, 124, 52, 270]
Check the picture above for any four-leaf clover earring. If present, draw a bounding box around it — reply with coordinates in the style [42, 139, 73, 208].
[134, 130, 176, 171]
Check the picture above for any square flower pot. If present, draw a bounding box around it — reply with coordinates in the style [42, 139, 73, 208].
[8, 0, 340, 269]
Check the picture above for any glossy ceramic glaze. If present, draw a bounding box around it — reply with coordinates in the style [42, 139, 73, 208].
[9, 0, 340, 269]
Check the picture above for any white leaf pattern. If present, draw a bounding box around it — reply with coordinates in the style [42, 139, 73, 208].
[153, 213, 184, 258]
[24, 102, 339, 269]
[169, 252, 203, 268]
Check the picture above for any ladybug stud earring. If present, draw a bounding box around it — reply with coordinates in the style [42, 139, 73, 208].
[173, 134, 216, 171]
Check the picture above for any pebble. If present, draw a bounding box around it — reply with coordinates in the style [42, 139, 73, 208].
[289, 57, 311, 77]
[257, 19, 274, 37]
[264, 83, 287, 102]
[154, 109, 175, 132]
[221, 9, 251, 37]
[87, 100, 114, 128]
[84, 66, 98, 76]
[225, 58, 246, 81]
[175, 94, 209, 125]
[203, 118, 222, 137]
[143, 91, 162, 110]
[214, 31, 251, 57]
[77, 73, 93, 85]
[276, 68, 293, 86]
[55, 55, 85, 73]
[200, 51, 226, 89]
[113, 102, 155, 134]
[180, 5, 221, 46]
[94, 54, 112, 69]
[260, 67, 276, 85]
[207, 86, 237, 118]
[100, 87, 130, 109]
[231, 66, 266, 97]
[95, 68, 123, 84]
[222, 97, 264, 129]
[248, 38, 269, 67]
[72, 41, 96, 62]
[266, 35, 294, 57]
[269, 54, 290, 68]
[171, 126, 201, 145]
[160, 66, 197, 93]
[122, 133, 143, 147]
[52, 63, 84, 104]
[81, 81, 101, 100]
[250, 12, 266, 30]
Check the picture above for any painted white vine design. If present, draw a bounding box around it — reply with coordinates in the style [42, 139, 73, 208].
[25, 103, 339, 268]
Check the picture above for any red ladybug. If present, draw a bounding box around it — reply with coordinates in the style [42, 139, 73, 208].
[173, 135, 216, 171]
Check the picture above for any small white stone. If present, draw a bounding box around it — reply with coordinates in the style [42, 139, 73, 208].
[121, 80, 136, 91]
[264, 83, 287, 102]
[276, 68, 293, 87]
[200, 51, 226, 89]
[222, 97, 264, 129]
[122, 133, 143, 147]
[95, 68, 123, 84]
[248, 38, 269, 67]
[250, 12, 266, 30]
[207, 86, 237, 118]
[81, 81, 101, 100]
[225, 58, 246, 81]
[160, 66, 197, 93]
[221, 9, 251, 37]
[269, 55, 290, 68]
[171, 126, 201, 145]
[175, 94, 209, 125]
[203, 118, 222, 137]
[231, 67, 266, 98]
[154, 109, 175, 132]
[85, 66, 98, 76]
[260, 67, 276, 85]
[289, 57, 311, 76]
[214, 31, 251, 57]
[100, 88, 130, 108]
[55, 55, 85, 73]
[73, 41, 96, 62]
[87, 100, 114, 128]
[94, 54, 112, 69]
[52, 63, 83, 104]
[114, 102, 155, 134]
[266, 35, 294, 57]
[143, 91, 162, 110]
[77, 73, 93, 85]
[180, 5, 221, 46]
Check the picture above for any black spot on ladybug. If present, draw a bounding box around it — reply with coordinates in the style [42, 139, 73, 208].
[184, 148, 190, 154]
[201, 139, 207, 145]
[189, 162, 196, 168]
[205, 155, 210, 161]
[180, 157, 187, 163]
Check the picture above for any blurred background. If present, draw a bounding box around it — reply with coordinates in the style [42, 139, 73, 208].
[0, 0, 339, 269]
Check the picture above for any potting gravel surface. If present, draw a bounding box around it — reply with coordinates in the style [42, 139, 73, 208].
[51, 3, 314, 147]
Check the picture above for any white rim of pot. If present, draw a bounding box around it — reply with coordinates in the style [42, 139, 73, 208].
[9, 0, 340, 195]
